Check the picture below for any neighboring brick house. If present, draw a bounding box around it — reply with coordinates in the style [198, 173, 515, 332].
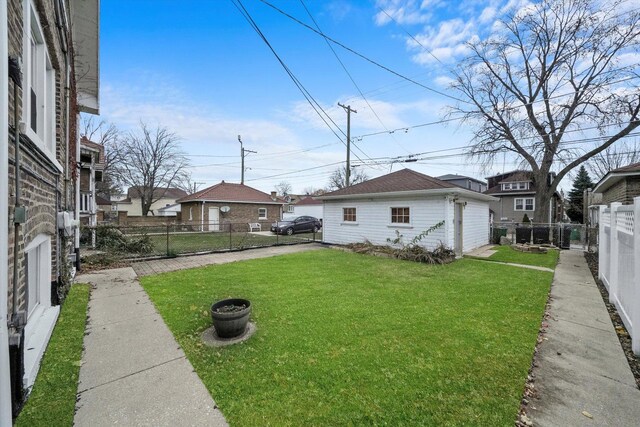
[484, 170, 563, 223]
[593, 162, 640, 205]
[79, 137, 104, 226]
[178, 181, 284, 232]
[116, 186, 188, 216]
[437, 174, 488, 193]
[1, 0, 100, 418]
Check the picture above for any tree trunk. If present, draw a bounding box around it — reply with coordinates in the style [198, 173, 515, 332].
[532, 171, 555, 224]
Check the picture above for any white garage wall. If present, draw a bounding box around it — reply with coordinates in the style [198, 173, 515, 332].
[462, 198, 490, 252]
[322, 196, 451, 250]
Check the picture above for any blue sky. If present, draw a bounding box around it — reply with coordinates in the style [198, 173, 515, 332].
[98, 0, 558, 193]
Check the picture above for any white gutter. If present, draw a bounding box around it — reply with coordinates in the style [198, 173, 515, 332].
[593, 171, 640, 193]
[0, 2, 14, 424]
[317, 187, 499, 203]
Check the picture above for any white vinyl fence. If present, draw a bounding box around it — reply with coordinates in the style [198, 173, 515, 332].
[598, 200, 640, 355]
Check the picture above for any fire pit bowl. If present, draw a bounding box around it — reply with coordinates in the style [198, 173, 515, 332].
[210, 298, 252, 338]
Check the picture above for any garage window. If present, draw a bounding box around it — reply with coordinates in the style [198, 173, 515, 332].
[343, 207, 356, 222]
[390, 207, 410, 224]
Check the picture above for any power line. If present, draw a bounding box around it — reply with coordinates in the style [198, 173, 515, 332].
[377, 7, 443, 65]
[232, 0, 373, 167]
[257, 0, 468, 104]
[300, 0, 411, 156]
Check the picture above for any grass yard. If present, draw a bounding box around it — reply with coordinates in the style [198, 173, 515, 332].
[486, 245, 559, 269]
[142, 250, 553, 426]
[146, 231, 320, 256]
[15, 284, 90, 427]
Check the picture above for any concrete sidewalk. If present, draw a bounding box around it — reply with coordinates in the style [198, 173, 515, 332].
[74, 243, 326, 426]
[528, 250, 640, 426]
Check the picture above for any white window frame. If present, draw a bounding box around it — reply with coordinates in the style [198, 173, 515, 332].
[390, 207, 411, 225]
[22, 0, 58, 169]
[24, 234, 52, 335]
[514, 198, 535, 211]
[258, 208, 267, 219]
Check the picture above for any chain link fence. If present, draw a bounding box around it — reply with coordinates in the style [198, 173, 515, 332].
[80, 221, 321, 259]
[490, 222, 588, 250]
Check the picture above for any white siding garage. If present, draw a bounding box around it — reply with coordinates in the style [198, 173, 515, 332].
[318, 169, 496, 255]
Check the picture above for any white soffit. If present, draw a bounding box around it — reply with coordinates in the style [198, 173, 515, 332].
[72, 0, 99, 115]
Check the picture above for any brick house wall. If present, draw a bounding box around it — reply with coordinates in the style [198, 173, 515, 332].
[8, 0, 78, 314]
[602, 176, 640, 205]
[6, 0, 82, 407]
[180, 201, 282, 232]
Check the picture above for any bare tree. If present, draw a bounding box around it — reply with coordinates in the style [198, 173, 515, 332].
[274, 181, 292, 196]
[327, 166, 369, 190]
[586, 140, 640, 180]
[450, 0, 640, 221]
[80, 115, 122, 199]
[302, 186, 325, 196]
[111, 122, 190, 216]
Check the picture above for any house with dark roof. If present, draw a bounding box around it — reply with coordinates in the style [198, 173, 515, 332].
[593, 162, 640, 205]
[116, 186, 188, 216]
[316, 169, 497, 256]
[437, 174, 487, 193]
[484, 170, 563, 223]
[177, 181, 284, 231]
[283, 196, 323, 220]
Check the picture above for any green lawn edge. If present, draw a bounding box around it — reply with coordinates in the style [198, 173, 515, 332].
[15, 283, 90, 427]
[142, 250, 553, 426]
[467, 245, 559, 269]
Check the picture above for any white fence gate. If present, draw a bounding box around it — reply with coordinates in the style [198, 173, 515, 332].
[598, 200, 640, 355]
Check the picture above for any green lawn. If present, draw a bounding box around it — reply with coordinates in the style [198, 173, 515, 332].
[146, 231, 320, 256]
[485, 245, 559, 269]
[142, 250, 552, 426]
[15, 284, 90, 427]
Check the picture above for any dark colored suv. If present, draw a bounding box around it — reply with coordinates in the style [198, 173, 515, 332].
[270, 216, 322, 235]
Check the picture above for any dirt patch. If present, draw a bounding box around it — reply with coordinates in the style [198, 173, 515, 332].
[584, 252, 640, 389]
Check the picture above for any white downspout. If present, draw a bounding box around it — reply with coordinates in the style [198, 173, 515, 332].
[0, 2, 15, 424]
[201, 201, 204, 232]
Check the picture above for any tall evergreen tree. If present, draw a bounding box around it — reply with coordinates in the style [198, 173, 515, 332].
[566, 166, 594, 223]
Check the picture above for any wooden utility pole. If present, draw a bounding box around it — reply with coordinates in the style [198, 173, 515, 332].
[237, 135, 256, 184]
[338, 103, 357, 186]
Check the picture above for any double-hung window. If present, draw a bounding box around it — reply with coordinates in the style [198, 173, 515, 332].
[343, 207, 356, 222]
[23, 0, 56, 161]
[514, 198, 535, 211]
[258, 208, 267, 219]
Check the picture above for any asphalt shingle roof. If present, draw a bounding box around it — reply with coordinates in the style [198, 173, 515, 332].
[322, 169, 456, 197]
[177, 181, 281, 204]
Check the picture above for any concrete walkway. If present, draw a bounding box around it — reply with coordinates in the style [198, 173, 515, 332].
[528, 250, 640, 426]
[74, 243, 326, 426]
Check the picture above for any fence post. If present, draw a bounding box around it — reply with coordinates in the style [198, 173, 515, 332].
[609, 202, 622, 304]
[633, 197, 640, 355]
[229, 223, 232, 250]
[166, 223, 170, 257]
[598, 205, 607, 281]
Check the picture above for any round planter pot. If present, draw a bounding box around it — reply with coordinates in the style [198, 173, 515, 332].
[211, 298, 252, 338]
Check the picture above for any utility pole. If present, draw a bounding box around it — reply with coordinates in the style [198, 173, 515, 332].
[237, 135, 256, 184]
[338, 103, 357, 186]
